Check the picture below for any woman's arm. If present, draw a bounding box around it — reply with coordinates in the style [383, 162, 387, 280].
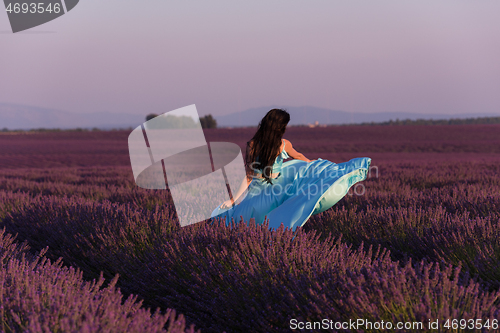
[283, 139, 312, 162]
[220, 175, 252, 209]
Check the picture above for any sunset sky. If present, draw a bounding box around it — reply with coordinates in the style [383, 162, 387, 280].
[1, 1, 499, 118]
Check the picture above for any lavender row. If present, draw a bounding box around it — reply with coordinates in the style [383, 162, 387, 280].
[305, 204, 500, 288]
[0, 229, 199, 333]
[2, 125, 500, 169]
[1, 161, 499, 219]
[1, 192, 500, 332]
[0, 166, 174, 211]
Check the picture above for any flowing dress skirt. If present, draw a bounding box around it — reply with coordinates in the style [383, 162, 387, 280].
[210, 157, 371, 231]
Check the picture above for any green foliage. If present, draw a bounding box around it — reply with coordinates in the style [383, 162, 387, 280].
[145, 114, 199, 129]
[146, 113, 159, 122]
[199, 114, 217, 129]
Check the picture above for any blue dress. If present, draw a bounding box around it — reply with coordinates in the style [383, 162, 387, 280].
[211, 139, 371, 231]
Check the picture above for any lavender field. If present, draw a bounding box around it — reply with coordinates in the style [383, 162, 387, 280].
[1, 124, 500, 332]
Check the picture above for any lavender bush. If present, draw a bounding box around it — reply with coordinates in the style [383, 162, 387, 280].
[0, 229, 199, 333]
[1, 126, 500, 332]
[1, 170, 500, 331]
[305, 160, 500, 289]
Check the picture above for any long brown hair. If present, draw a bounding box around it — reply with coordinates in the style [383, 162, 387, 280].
[245, 108, 290, 184]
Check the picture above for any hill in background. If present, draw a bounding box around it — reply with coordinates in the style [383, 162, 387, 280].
[215, 105, 500, 127]
[1, 102, 499, 130]
[0, 103, 144, 131]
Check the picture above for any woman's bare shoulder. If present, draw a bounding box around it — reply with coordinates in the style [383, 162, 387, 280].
[283, 138, 302, 159]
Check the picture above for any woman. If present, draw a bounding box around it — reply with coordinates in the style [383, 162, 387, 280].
[211, 108, 371, 231]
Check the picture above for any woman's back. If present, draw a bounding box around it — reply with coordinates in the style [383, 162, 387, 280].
[253, 139, 289, 178]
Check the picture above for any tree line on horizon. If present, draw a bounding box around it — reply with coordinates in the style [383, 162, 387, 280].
[145, 113, 217, 129]
[350, 116, 500, 126]
[1, 115, 499, 133]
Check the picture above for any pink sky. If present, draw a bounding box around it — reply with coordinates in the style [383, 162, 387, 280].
[1, 1, 499, 117]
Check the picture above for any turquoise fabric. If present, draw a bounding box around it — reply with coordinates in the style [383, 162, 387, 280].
[254, 139, 289, 175]
[211, 144, 371, 231]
